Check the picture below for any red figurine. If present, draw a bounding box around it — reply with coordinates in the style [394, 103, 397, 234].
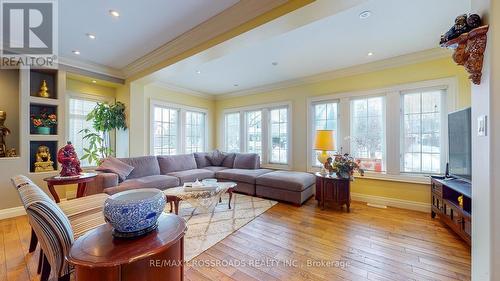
[57, 142, 82, 177]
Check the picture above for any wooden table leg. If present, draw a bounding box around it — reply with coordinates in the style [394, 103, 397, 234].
[76, 182, 87, 198]
[173, 199, 180, 215]
[169, 201, 173, 213]
[47, 183, 60, 203]
[228, 189, 233, 209]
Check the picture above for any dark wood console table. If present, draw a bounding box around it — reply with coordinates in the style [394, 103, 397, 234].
[315, 173, 351, 212]
[67, 214, 187, 281]
[431, 176, 471, 245]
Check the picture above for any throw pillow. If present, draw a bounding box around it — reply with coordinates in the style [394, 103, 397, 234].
[207, 149, 226, 166]
[96, 157, 134, 182]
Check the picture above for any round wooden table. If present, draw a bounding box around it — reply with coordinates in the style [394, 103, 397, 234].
[43, 172, 97, 203]
[67, 214, 187, 281]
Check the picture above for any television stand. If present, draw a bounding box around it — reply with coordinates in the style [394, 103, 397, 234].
[431, 176, 471, 245]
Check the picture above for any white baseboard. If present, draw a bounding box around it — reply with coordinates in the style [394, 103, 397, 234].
[0, 206, 26, 220]
[351, 192, 431, 213]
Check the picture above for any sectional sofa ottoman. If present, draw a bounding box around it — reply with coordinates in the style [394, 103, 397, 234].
[88, 152, 315, 205]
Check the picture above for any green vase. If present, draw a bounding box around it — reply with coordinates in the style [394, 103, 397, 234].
[37, 126, 51, 135]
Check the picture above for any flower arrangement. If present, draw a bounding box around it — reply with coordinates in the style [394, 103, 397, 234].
[325, 153, 364, 180]
[31, 110, 57, 128]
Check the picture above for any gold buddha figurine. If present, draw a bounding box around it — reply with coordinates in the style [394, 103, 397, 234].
[38, 80, 50, 98]
[34, 145, 55, 172]
[0, 111, 11, 157]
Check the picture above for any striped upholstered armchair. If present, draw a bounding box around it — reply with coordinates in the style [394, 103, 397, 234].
[11, 175, 108, 281]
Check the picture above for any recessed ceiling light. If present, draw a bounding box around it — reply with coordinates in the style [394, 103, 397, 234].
[86, 33, 96, 40]
[272, 62, 278, 66]
[109, 10, 120, 17]
[359, 10, 371, 19]
[92, 80, 97, 84]
[367, 52, 374, 56]
[196, 70, 201, 74]
[233, 84, 239, 87]
[72, 50, 80, 55]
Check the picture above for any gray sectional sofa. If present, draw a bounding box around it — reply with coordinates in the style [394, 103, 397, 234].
[88, 152, 315, 205]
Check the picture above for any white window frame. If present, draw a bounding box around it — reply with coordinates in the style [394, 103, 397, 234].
[306, 77, 457, 184]
[221, 101, 293, 169]
[66, 92, 115, 168]
[310, 99, 340, 167]
[149, 100, 208, 155]
[223, 112, 241, 153]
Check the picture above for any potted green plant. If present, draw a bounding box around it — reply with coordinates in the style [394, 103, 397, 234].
[31, 110, 57, 135]
[80, 101, 127, 165]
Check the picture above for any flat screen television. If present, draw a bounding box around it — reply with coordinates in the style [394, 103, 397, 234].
[448, 107, 472, 181]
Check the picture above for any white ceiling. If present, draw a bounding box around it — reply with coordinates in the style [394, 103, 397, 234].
[149, 0, 471, 95]
[59, 0, 239, 69]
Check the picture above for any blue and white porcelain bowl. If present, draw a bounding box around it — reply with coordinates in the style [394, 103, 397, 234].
[103, 188, 166, 234]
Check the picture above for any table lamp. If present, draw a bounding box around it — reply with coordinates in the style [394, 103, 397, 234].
[314, 130, 335, 174]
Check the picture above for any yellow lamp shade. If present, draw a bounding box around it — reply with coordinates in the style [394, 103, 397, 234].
[314, 130, 335, 151]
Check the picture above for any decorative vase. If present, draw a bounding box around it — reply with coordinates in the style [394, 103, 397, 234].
[104, 188, 166, 238]
[36, 126, 51, 135]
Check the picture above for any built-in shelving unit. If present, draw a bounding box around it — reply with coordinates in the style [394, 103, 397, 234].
[27, 68, 66, 174]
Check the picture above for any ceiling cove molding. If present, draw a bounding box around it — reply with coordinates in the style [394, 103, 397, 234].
[58, 56, 125, 79]
[215, 48, 451, 100]
[121, 0, 313, 80]
[149, 81, 215, 100]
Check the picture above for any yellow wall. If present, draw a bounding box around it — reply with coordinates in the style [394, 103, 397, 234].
[215, 57, 471, 204]
[128, 83, 216, 156]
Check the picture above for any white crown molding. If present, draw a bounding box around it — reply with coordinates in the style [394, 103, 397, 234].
[58, 56, 125, 79]
[149, 81, 215, 100]
[215, 48, 451, 100]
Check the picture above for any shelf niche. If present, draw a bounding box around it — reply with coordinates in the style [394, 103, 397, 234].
[30, 69, 58, 99]
[29, 104, 58, 135]
[0, 69, 20, 158]
[29, 140, 58, 173]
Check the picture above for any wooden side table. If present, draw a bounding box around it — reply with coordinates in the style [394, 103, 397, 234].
[67, 214, 187, 281]
[43, 172, 97, 203]
[315, 172, 351, 212]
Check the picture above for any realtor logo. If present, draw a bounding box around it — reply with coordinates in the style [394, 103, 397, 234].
[1, 0, 58, 68]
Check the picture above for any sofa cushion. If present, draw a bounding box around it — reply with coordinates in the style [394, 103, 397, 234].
[118, 156, 160, 179]
[194, 152, 211, 168]
[256, 171, 315, 192]
[203, 166, 229, 172]
[96, 157, 134, 182]
[104, 175, 179, 195]
[167, 169, 215, 185]
[207, 149, 226, 166]
[233, 153, 260, 169]
[158, 154, 197, 174]
[222, 153, 236, 168]
[216, 168, 272, 184]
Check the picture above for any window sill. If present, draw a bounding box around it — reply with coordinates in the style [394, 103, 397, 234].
[307, 167, 431, 184]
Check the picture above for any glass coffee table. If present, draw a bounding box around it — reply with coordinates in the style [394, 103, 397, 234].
[164, 182, 237, 215]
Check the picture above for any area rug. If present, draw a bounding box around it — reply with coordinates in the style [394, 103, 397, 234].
[164, 193, 277, 261]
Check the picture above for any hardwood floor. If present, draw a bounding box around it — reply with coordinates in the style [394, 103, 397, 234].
[0, 199, 471, 281]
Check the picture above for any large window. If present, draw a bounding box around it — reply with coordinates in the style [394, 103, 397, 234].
[270, 107, 288, 164]
[312, 101, 338, 166]
[185, 111, 206, 153]
[224, 113, 240, 152]
[223, 103, 291, 167]
[246, 110, 262, 159]
[150, 101, 207, 155]
[152, 106, 178, 155]
[350, 97, 385, 171]
[401, 90, 444, 173]
[68, 96, 107, 167]
[306, 79, 452, 180]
